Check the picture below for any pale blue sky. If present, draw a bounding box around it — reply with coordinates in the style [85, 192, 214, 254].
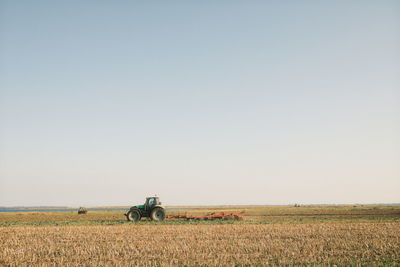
[0, 1, 399, 206]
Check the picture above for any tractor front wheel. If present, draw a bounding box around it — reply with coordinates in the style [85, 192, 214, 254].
[150, 207, 165, 221]
[127, 209, 141, 222]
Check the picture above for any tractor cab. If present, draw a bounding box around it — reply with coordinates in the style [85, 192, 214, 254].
[144, 197, 161, 210]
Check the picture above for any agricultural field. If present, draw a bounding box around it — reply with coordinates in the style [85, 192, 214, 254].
[1, 206, 399, 266]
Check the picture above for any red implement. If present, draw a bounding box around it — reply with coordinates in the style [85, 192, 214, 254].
[167, 212, 244, 221]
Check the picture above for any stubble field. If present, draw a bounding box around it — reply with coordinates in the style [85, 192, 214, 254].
[1, 206, 399, 266]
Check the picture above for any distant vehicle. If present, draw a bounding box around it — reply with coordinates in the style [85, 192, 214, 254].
[78, 207, 88, 214]
[125, 196, 165, 222]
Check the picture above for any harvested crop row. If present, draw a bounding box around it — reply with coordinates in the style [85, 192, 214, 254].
[1, 222, 399, 266]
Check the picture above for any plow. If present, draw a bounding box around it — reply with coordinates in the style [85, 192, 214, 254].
[125, 196, 244, 222]
[167, 212, 244, 221]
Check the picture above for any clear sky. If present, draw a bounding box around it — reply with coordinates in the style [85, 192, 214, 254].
[0, 1, 399, 206]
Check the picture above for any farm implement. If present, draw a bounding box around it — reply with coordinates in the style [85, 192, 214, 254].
[167, 212, 244, 221]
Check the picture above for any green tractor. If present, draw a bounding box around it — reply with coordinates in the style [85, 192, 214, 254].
[125, 196, 166, 222]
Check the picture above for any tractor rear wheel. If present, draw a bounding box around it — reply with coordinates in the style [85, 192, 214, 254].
[127, 209, 141, 222]
[150, 207, 165, 221]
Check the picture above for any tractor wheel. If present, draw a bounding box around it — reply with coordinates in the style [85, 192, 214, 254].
[150, 207, 165, 221]
[127, 209, 141, 222]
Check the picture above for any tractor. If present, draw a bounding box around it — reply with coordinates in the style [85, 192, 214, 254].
[125, 196, 165, 222]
